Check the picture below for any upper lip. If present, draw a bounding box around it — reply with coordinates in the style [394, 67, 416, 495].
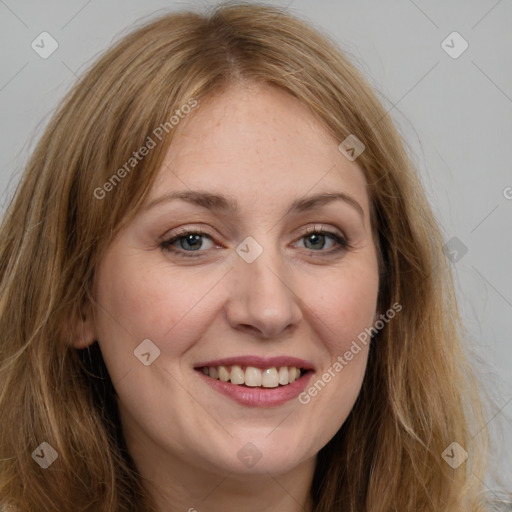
[194, 355, 315, 371]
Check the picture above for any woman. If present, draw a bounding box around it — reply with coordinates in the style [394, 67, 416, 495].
[0, 2, 503, 511]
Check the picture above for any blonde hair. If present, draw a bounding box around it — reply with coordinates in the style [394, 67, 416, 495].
[0, 2, 492, 510]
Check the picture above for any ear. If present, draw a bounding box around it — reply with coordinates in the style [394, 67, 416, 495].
[63, 302, 97, 349]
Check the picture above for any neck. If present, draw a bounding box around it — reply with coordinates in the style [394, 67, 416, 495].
[144, 463, 315, 512]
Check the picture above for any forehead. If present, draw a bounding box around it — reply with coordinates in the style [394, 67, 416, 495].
[149, 82, 370, 216]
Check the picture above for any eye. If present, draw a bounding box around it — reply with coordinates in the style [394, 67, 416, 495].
[160, 229, 215, 257]
[293, 226, 350, 255]
[160, 225, 350, 258]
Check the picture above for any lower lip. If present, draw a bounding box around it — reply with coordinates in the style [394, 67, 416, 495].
[196, 370, 313, 407]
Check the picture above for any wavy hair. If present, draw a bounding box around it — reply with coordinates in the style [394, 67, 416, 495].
[0, 2, 494, 510]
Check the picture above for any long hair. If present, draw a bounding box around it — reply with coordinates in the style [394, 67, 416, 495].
[0, 2, 491, 510]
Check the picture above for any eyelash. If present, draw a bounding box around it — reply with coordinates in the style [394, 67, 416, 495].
[160, 226, 351, 258]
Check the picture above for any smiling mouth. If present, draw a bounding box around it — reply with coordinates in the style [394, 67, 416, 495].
[197, 365, 309, 388]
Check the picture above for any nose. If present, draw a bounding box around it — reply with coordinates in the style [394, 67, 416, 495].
[225, 241, 303, 339]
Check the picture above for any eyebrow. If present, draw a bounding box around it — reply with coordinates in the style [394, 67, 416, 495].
[143, 190, 364, 219]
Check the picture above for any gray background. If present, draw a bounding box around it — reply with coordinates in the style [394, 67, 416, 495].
[1, 0, 511, 490]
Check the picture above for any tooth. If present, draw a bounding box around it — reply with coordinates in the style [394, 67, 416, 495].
[218, 365, 229, 382]
[245, 366, 262, 387]
[278, 367, 289, 385]
[262, 367, 279, 388]
[204, 364, 302, 387]
[230, 364, 245, 385]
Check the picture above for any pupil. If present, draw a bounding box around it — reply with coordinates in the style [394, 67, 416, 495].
[305, 233, 324, 250]
[182, 234, 202, 250]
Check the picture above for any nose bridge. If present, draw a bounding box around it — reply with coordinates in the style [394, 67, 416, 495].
[227, 232, 302, 338]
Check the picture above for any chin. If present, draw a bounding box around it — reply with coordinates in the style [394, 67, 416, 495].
[192, 430, 320, 476]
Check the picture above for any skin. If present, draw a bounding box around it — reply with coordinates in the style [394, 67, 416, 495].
[77, 82, 380, 512]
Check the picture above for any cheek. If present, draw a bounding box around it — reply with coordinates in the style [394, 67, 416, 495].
[93, 253, 222, 365]
[317, 287, 375, 386]
[309, 263, 379, 356]
[294, 257, 378, 421]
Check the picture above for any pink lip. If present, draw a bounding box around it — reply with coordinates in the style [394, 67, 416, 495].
[193, 355, 315, 408]
[194, 355, 315, 371]
[197, 370, 314, 407]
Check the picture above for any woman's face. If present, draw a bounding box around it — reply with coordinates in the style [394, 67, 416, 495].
[90, 83, 380, 477]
